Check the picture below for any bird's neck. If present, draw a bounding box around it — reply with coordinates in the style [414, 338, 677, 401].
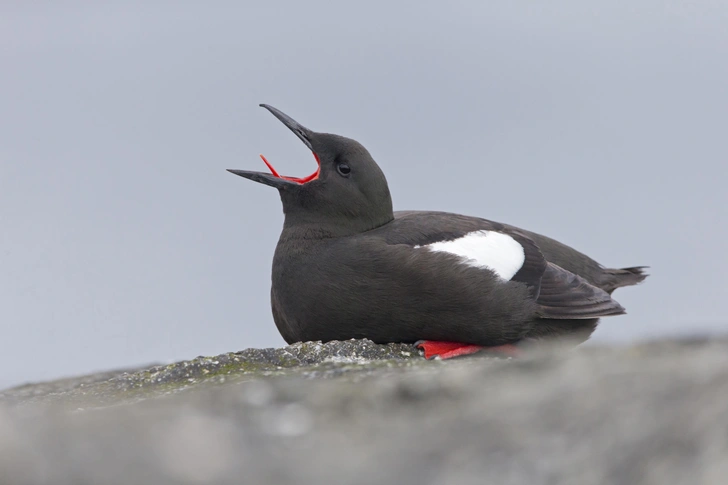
[280, 211, 394, 240]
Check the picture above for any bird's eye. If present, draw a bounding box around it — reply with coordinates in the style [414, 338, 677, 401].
[337, 163, 351, 177]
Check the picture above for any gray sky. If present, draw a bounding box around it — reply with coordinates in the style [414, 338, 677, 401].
[1, 1, 726, 389]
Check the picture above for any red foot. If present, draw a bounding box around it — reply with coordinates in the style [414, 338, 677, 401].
[415, 340, 521, 360]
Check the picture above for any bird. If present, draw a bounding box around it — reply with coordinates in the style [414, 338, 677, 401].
[227, 104, 648, 360]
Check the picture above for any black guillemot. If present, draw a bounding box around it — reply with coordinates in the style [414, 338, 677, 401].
[228, 104, 648, 359]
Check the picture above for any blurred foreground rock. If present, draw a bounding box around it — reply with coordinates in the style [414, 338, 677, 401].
[1, 337, 727, 485]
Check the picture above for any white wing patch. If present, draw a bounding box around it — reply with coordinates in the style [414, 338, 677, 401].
[414, 230, 525, 280]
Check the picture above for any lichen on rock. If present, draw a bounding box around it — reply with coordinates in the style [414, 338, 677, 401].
[0, 339, 426, 407]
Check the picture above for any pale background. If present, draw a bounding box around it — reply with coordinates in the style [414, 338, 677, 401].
[2, 1, 726, 389]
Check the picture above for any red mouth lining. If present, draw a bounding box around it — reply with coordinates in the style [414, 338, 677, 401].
[260, 153, 321, 184]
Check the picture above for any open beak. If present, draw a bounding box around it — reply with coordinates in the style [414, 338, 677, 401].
[226, 169, 297, 189]
[259, 104, 314, 151]
[227, 104, 320, 189]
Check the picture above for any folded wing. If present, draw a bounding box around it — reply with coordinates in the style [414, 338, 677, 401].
[535, 262, 626, 319]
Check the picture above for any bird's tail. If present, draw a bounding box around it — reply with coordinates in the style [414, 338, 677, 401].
[598, 266, 649, 294]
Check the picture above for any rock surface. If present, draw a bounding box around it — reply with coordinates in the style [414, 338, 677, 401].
[0, 339, 419, 408]
[1, 337, 727, 485]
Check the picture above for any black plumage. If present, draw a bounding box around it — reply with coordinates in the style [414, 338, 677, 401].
[228, 105, 647, 353]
